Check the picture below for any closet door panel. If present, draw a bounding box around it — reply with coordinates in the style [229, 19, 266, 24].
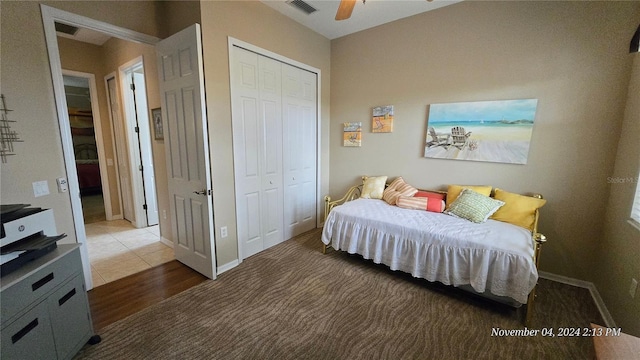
[232, 48, 264, 258]
[283, 64, 317, 239]
[258, 55, 284, 248]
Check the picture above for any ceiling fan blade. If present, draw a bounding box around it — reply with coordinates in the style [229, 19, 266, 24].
[335, 0, 357, 21]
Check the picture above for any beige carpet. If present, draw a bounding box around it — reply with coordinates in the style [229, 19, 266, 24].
[76, 228, 604, 359]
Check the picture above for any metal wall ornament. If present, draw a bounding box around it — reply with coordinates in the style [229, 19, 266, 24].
[0, 94, 23, 163]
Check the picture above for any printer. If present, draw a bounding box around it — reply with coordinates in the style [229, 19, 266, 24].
[1, 204, 66, 276]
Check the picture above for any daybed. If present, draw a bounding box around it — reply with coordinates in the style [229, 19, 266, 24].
[321, 177, 547, 325]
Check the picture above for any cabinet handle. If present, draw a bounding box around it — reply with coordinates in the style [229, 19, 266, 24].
[12, 318, 39, 344]
[31, 272, 54, 291]
[58, 288, 77, 306]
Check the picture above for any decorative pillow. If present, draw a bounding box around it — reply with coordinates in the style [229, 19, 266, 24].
[490, 188, 547, 230]
[397, 196, 445, 213]
[361, 176, 388, 199]
[445, 185, 492, 209]
[396, 182, 418, 197]
[445, 188, 504, 223]
[382, 177, 417, 205]
[414, 190, 446, 202]
[382, 189, 402, 205]
[386, 176, 405, 191]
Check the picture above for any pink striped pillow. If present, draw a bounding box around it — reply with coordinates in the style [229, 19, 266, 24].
[383, 177, 418, 205]
[396, 195, 445, 213]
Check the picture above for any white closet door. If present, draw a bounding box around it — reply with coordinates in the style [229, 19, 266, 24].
[231, 47, 284, 259]
[282, 63, 317, 239]
[258, 55, 284, 250]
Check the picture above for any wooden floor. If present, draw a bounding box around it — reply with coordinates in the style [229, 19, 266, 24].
[88, 260, 208, 332]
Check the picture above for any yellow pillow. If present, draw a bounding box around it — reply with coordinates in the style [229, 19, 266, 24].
[361, 176, 388, 199]
[446, 185, 492, 209]
[490, 188, 547, 230]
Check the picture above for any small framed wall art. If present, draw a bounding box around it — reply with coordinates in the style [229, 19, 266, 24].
[372, 105, 394, 133]
[151, 107, 164, 140]
[343, 122, 362, 147]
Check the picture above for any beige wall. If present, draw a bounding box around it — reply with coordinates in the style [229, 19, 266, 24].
[595, 54, 640, 336]
[157, 0, 201, 38]
[330, 0, 639, 283]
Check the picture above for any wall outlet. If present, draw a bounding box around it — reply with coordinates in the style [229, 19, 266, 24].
[162, 210, 167, 220]
[630, 278, 638, 298]
[220, 226, 228, 238]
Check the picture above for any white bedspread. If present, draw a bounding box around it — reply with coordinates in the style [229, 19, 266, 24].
[321, 199, 538, 304]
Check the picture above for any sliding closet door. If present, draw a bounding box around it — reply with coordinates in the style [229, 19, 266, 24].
[282, 64, 317, 239]
[231, 47, 284, 259]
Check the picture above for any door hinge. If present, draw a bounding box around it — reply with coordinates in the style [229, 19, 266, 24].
[139, 165, 143, 171]
[130, 83, 135, 91]
[143, 204, 147, 210]
[134, 126, 139, 133]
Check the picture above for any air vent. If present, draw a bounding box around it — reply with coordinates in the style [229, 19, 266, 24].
[286, 0, 317, 15]
[55, 22, 79, 36]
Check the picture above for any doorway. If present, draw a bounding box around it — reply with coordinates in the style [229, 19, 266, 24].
[62, 73, 110, 224]
[42, 5, 217, 289]
[119, 59, 159, 228]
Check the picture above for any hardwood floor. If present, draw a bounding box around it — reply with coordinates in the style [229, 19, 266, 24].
[88, 260, 208, 332]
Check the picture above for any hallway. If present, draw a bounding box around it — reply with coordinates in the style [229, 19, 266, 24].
[85, 220, 174, 287]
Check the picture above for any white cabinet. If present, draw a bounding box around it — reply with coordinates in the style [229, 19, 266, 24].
[1, 245, 96, 360]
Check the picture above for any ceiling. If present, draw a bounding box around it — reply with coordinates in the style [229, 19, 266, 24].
[55, 1, 461, 46]
[261, 0, 461, 39]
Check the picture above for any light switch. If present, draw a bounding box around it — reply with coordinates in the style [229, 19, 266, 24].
[33, 180, 50, 197]
[107, 158, 114, 166]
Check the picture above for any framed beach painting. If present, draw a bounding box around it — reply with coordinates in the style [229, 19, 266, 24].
[424, 99, 538, 164]
[372, 105, 393, 133]
[343, 122, 362, 147]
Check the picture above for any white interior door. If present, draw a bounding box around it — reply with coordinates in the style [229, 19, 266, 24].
[156, 24, 216, 279]
[231, 47, 285, 259]
[283, 64, 317, 239]
[132, 71, 159, 226]
[107, 77, 134, 222]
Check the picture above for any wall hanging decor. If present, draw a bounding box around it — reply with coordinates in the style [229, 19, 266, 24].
[424, 99, 538, 165]
[0, 94, 23, 163]
[372, 105, 394, 133]
[151, 107, 163, 140]
[343, 122, 362, 147]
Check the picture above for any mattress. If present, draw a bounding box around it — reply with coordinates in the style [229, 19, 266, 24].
[321, 199, 538, 304]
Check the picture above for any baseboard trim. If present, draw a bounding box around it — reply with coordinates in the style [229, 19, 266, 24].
[160, 237, 173, 248]
[539, 271, 616, 328]
[217, 260, 239, 275]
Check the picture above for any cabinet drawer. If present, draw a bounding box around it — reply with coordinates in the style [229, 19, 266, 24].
[1, 300, 56, 360]
[1, 248, 82, 321]
[49, 274, 92, 360]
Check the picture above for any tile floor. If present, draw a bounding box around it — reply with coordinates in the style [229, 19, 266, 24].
[85, 219, 175, 287]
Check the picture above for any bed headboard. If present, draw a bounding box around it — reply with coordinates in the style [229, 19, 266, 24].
[74, 143, 98, 160]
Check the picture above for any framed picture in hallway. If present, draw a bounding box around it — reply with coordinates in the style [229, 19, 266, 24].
[152, 108, 163, 140]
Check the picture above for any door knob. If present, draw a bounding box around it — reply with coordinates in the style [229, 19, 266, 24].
[193, 189, 210, 195]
